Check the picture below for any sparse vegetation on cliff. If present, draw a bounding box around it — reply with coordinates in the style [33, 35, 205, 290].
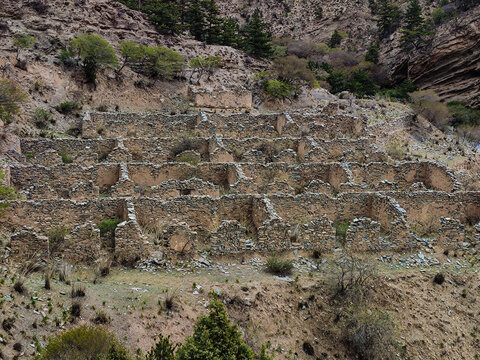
[0, 78, 28, 123]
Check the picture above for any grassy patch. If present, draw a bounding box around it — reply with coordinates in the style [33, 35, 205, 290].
[176, 152, 200, 166]
[58, 150, 73, 164]
[265, 257, 294, 276]
[98, 218, 121, 249]
[333, 220, 350, 243]
[55, 101, 82, 114]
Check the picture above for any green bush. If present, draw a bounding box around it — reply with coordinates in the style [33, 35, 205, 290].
[47, 226, 69, 253]
[326, 69, 347, 94]
[265, 257, 294, 276]
[189, 56, 223, 81]
[99, 219, 121, 249]
[55, 101, 81, 114]
[33, 108, 54, 128]
[175, 152, 200, 166]
[0, 78, 28, 123]
[365, 42, 379, 64]
[0, 170, 20, 215]
[118, 41, 145, 73]
[13, 32, 37, 60]
[57, 48, 76, 66]
[71, 33, 118, 84]
[142, 46, 184, 80]
[431, 8, 448, 25]
[263, 79, 295, 99]
[145, 335, 175, 360]
[37, 326, 130, 360]
[58, 150, 73, 164]
[98, 219, 121, 237]
[103, 345, 131, 360]
[118, 42, 184, 80]
[176, 299, 256, 360]
[272, 55, 317, 88]
[447, 101, 480, 127]
[346, 70, 377, 97]
[0, 183, 19, 201]
[380, 78, 417, 100]
[333, 220, 350, 242]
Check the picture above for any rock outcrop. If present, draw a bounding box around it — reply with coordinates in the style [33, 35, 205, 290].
[381, 5, 480, 108]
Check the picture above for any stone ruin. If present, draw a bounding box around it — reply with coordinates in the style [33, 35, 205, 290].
[2, 106, 479, 263]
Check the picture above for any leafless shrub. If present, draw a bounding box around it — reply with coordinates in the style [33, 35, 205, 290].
[340, 307, 396, 360]
[47, 226, 69, 256]
[114, 248, 141, 267]
[410, 90, 451, 129]
[170, 138, 197, 157]
[0, 22, 9, 33]
[330, 254, 377, 302]
[13, 342, 22, 352]
[385, 138, 408, 160]
[20, 256, 44, 276]
[286, 40, 329, 59]
[312, 50, 360, 70]
[138, 218, 166, 245]
[44, 269, 52, 290]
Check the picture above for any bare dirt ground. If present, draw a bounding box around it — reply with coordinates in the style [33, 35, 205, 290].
[1, 249, 480, 359]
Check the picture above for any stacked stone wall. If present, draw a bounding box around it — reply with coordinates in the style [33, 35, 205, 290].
[5, 108, 478, 262]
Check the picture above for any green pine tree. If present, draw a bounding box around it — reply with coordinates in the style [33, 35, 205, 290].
[376, 0, 402, 37]
[184, 0, 223, 44]
[202, 0, 223, 44]
[185, 0, 207, 41]
[143, 0, 183, 35]
[241, 9, 273, 58]
[365, 41, 380, 64]
[328, 30, 343, 48]
[145, 335, 175, 360]
[404, 0, 423, 30]
[218, 17, 241, 47]
[400, 0, 432, 50]
[176, 299, 256, 360]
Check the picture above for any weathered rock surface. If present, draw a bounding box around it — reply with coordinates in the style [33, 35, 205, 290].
[386, 6, 480, 108]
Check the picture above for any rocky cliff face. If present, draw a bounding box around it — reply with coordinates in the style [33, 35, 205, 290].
[380, 4, 480, 108]
[216, 0, 377, 51]
[408, 7, 480, 108]
[219, 0, 480, 108]
[1, 0, 479, 112]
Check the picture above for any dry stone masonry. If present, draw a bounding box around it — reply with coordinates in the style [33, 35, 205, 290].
[3, 107, 479, 263]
